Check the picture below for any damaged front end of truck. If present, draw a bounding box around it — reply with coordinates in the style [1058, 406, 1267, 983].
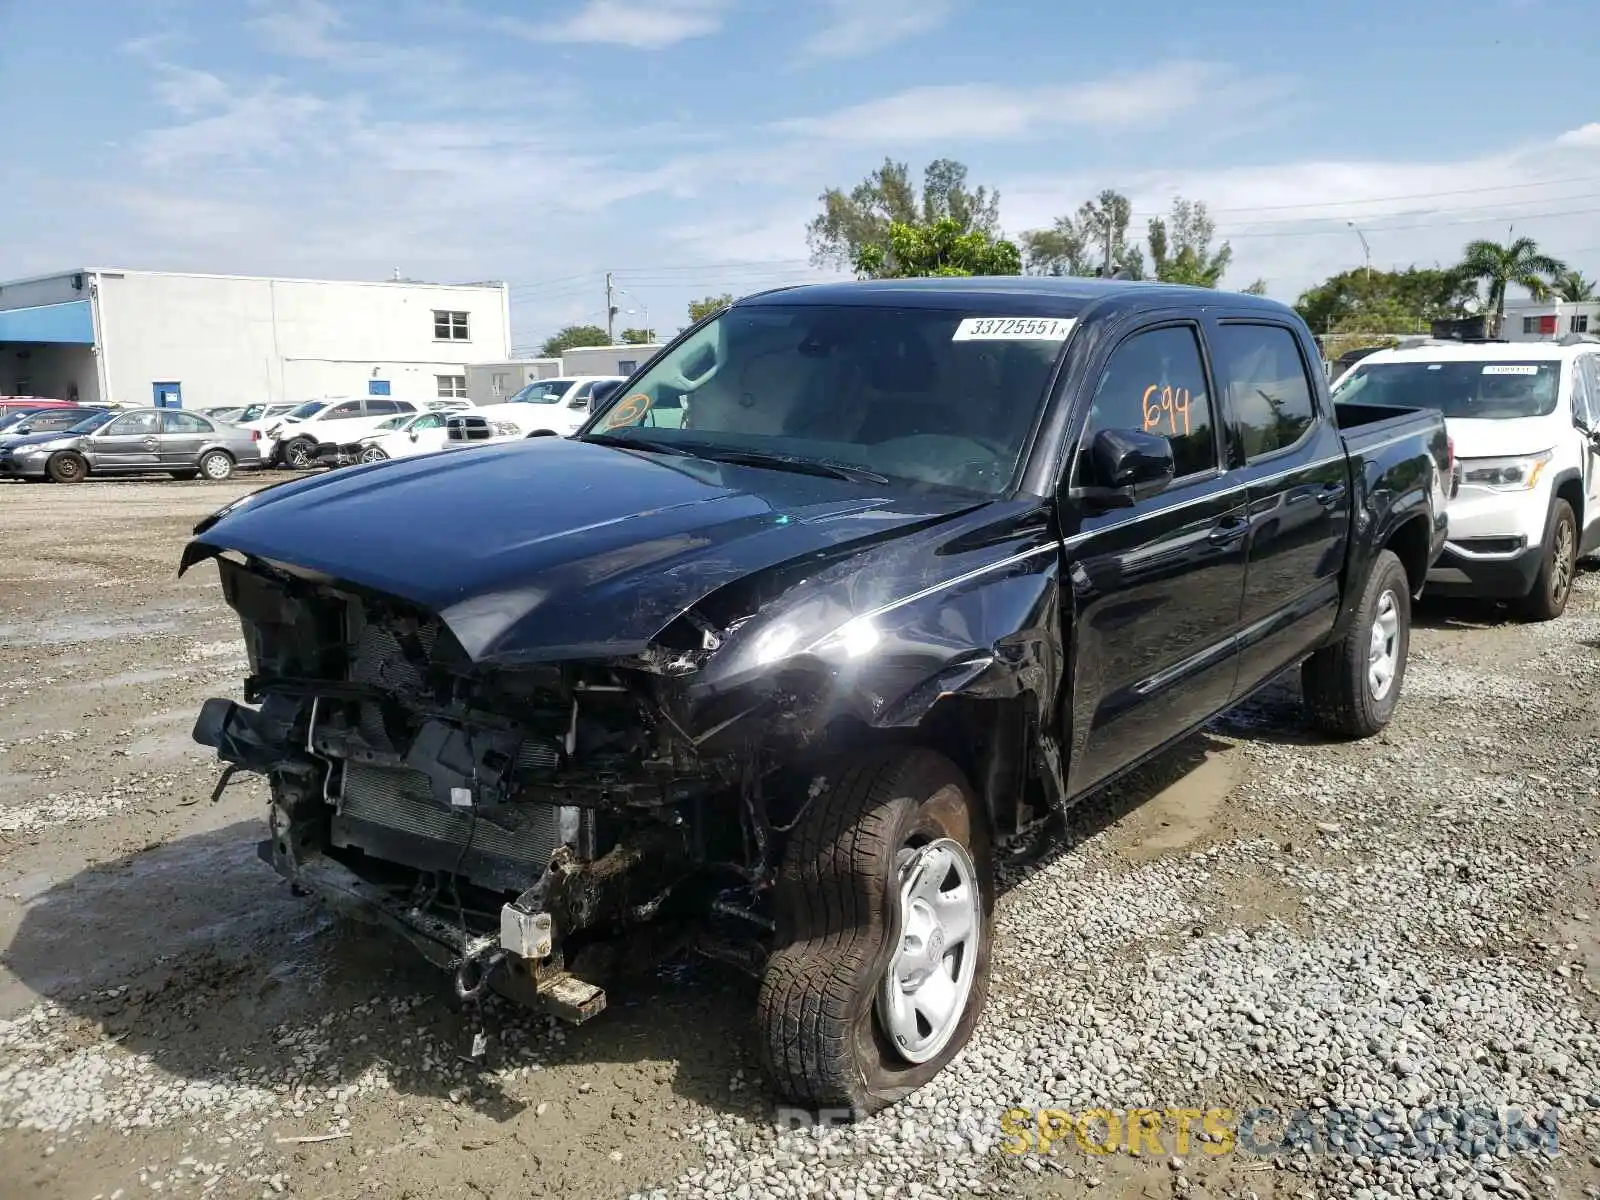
[180, 454, 1063, 1025]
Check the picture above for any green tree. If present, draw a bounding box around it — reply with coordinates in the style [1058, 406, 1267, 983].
[687, 294, 735, 323]
[1554, 269, 1596, 302]
[539, 324, 610, 357]
[1456, 235, 1566, 331]
[852, 217, 1021, 279]
[807, 158, 1000, 271]
[619, 327, 654, 344]
[1021, 190, 1145, 279]
[1147, 198, 1231, 287]
[1295, 267, 1476, 334]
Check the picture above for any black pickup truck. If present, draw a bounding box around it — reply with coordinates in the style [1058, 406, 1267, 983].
[184, 278, 1450, 1115]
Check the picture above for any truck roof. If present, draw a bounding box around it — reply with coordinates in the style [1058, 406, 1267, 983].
[739, 276, 1293, 318]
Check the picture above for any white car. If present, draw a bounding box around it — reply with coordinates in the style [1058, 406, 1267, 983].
[267, 397, 422, 469]
[342, 411, 453, 465]
[444, 376, 623, 446]
[1332, 336, 1600, 619]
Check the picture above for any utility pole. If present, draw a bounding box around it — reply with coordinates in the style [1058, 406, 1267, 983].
[604, 272, 616, 343]
[1347, 221, 1371, 283]
[1102, 214, 1114, 278]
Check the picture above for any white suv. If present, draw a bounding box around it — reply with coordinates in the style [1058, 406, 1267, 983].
[445, 376, 623, 446]
[1332, 337, 1600, 619]
[268, 397, 421, 469]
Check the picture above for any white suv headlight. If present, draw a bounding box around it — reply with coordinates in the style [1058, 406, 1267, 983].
[1459, 450, 1553, 491]
[490, 420, 520, 437]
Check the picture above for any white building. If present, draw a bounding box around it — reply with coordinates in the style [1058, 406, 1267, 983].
[1502, 298, 1600, 342]
[0, 269, 511, 409]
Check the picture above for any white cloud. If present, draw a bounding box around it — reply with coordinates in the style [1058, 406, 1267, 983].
[801, 0, 956, 59]
[504, 0, 728, 48]
[248, 0, 343, 59]
[780, 62, 1254, 140]
[999, 126, 1600, 299]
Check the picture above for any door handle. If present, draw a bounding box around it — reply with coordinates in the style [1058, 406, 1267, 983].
[1208, 517, 1250, 545]
[1315, 483, 1348, 507]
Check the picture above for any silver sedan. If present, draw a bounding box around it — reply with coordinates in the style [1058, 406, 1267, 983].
[0, 407, 266, 483]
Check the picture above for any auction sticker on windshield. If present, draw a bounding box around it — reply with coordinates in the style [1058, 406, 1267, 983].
[1482, 364, 1539, 375]
[952, 317, 1076, 342]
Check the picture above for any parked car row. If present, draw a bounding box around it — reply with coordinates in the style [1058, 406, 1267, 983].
[0, 406, 264, 482]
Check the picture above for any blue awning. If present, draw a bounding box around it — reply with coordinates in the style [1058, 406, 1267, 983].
[0, 300, 94, 344]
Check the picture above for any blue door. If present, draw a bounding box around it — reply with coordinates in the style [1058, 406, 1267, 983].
[368, 380, 391, 396]
[152, 381, 182, 409]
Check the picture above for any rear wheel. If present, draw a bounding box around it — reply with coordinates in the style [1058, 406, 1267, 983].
[1515, 500, 1576, 622]
[755, 748, 991, 1116]
[45, 451, 87, 484]
[199, 450, 235, 481]
[1303, 548, 1410, 739]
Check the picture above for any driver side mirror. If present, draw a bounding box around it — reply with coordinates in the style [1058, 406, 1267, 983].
[1078, 428, 1175, 510]
[588, 380, 623, 413]
[409, 430, 419, 442]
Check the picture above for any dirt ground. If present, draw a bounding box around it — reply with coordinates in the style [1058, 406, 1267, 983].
[1, 476, 1599, 1200]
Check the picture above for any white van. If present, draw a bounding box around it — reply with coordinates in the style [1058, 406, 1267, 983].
[1331, 337, 1600, 619]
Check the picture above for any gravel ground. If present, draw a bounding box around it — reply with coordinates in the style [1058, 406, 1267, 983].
[1, 477, 1599, 1200]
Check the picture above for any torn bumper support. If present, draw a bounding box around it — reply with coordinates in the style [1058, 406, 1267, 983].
[264, 847, 605, 1023]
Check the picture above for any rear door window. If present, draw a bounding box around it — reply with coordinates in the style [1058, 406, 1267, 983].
[1212, 323, 1318, 460]
[325, 401, 363, 419]
[163, 411, 214, 434]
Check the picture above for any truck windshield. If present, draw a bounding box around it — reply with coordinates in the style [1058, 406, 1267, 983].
[1333, 360, 1559, 419]
[581, 304, 1076, 495]
[508, 380, 574, 405]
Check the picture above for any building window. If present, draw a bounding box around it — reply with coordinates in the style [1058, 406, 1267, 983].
[1523, 317, 1538, 334]
[491, 372, 509, 396]
[433, 310, 470, 340]
[1572, 314, 1590, 334]
[436, 374, 467, 398]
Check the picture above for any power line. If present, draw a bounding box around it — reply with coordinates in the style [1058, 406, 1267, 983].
[1203, 191, 1600, 231]
[1129, 174, 1600, 219]
[1217, 203, 1600, 239]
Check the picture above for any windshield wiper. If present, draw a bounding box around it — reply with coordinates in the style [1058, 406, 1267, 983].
[583, 432, 699, 458]
[686, 447, 891, 485]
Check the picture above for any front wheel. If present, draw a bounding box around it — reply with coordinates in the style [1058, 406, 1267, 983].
[755, 748, 991, 1116]
[281, 438, 316, 470]
[1515, 499, 1576, 622]
[1302, 548, 1411, 739]
[358, 445, 388, 464]
[45, 451, 87, 484]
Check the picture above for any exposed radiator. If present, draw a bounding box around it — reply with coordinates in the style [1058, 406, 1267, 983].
[331, 761, 565, 892]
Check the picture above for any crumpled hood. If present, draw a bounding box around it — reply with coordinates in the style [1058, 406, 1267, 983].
[0, 429, 84, 452]
[1445, 416, 1564, 460]
[186, 437, 978, 663]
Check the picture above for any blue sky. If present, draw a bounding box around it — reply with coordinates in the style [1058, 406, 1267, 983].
[2, 0, 1598, 348]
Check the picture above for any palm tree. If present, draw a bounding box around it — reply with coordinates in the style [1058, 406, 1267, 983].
[1456, 236, 1567, 333]
[1554, 269, 1596, 302]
